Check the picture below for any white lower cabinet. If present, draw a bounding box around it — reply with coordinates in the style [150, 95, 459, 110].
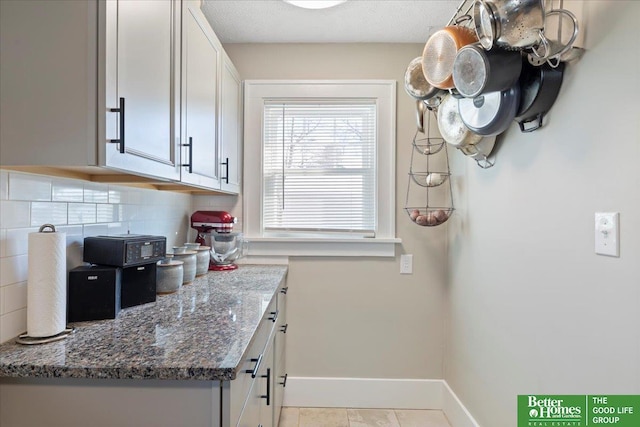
[227, 282, 287, 427]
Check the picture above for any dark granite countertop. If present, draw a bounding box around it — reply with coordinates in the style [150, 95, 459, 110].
[0, 265, 288, 381]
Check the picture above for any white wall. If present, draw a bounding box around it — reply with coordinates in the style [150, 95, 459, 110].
[445, 2, 640, 426]
[0, 170, 192, 343]
[223, 43, 449, 379]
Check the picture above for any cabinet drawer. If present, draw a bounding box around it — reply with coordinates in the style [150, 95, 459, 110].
[229, 296, 277, 427]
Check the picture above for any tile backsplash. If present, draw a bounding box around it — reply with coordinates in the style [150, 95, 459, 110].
[0, 169, 193, 343]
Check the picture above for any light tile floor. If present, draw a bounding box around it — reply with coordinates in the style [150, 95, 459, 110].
[278, 407, 452, 427]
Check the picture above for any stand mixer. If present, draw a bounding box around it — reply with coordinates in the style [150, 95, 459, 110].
[190, 211, 245, 271]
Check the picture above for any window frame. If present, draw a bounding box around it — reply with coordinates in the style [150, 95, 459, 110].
[243, 80, 400, 257]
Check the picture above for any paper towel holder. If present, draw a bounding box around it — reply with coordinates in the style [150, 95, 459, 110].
[16, 327, 75, 345]
[16, 223, 75, 345]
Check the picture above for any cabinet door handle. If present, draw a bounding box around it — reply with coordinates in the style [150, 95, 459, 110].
[245, 353, 262, 378]
[108, 97, 125, 154]
[268, 310, 278, 323]
[181, 137, 193, 173]
[221, 157, 229, 183]
[280, 287, 288, 295]
[261, 367, 271, 406]
[279, 373, 288, 387]
[280, 323, 288, 334]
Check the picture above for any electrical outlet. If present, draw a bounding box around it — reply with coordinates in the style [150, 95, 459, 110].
[400, 254, 413, 274]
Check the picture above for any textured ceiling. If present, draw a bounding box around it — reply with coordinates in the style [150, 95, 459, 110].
[200, 0, 462, 43]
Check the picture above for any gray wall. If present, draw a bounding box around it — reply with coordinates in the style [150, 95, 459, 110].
[225, 44, 448, 379]
[445, 1, 640, 426]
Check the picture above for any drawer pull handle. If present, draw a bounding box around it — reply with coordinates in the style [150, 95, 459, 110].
[280, 373, 288, 387]
[108, 97, 125, 154]
[261, 367, 271, 406]
[268, 310, 278, 323]
[280, 323, 288, 334]
[245, 353, 262, 378]
[280, 287, 288, 295]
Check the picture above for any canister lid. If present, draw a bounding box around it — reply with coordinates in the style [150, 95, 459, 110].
[157, 260, 184, 267]
[169, 250, 197, 256]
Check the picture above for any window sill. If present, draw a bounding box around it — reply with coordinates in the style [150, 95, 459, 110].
[245, 237, 402, 257]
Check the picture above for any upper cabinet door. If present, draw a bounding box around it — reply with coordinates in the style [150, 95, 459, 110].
[219, 56, 242, 194]
[104, 0, 181, 180]
[180, 1, 221, 189]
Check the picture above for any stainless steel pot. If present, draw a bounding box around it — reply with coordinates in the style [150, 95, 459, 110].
[437, 93, 483, 148]
[452, 44, 522, 98]
[458, 84, 521, 136]
[473, 0, 545, 51]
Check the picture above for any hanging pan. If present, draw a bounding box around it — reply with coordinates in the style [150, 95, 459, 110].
[515, 60, 565, 132]
[458, 84, 521, 136]
[422, 26, 478, 90]
[437, 93, 483, 148]
[404, 57, 445, 101]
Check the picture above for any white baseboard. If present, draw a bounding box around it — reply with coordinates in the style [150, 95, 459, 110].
[442, 381, 481, 427]
[283, 377, 479, 427]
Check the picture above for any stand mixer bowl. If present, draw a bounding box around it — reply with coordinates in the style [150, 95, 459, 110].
[209, 231, 245, 271]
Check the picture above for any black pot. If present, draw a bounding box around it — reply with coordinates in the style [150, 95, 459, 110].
[453, 44, 522, 98]
[515, 60, 565, 132]
[458, 84, 521, 136]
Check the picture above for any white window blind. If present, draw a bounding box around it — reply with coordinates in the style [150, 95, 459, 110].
[263, 101, 377, 237]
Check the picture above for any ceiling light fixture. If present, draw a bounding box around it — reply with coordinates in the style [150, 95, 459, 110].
[284, 0, 347, 10]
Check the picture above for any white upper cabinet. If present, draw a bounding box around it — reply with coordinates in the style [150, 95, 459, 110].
[181, 0, 242, 194]
[104, 0, 181, 180]
[219, 55, 243, 194]
[0, 0, 242, 193]
[181, 1, 222, 189]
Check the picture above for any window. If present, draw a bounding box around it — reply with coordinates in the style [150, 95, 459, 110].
[243, 81, 400, 256]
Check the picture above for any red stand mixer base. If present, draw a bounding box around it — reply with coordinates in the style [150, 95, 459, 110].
[209, 262, 238, 271]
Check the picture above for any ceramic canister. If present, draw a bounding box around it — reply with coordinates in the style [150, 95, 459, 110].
[194, 246, 211, 276]
[170, 251, 197, 284]
[156, 259, 184, 294]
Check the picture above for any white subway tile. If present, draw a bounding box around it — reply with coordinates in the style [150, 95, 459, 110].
[0, 170, 8, 200]
[52, 178, 84, 202]
[83, 182, 109, 203]
[0, 201, 31, 228]
[106, 222, 128, 235]
[31, 202, 67, 226]
[83, 223, 108, 237]
[96, 204, 120, 223]
[128, 189, 143, 205]
[0, 308, 27, 343]
[0, 229, 6, 257]
[68, 203, 96, 225]
[0, 255, 28, 287]
[121, 204, 139, 221]
[56, 225, 84, 239]
[5, 227, 38, 257]
[1, 281, 27, 314]
[8, 173, 51, 201]
[108, 185, 132, 204]
[56, 225, 85, 271]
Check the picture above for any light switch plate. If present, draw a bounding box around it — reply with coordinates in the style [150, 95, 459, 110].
[400, 254, 413, 274]
[595, 212, 619, 257]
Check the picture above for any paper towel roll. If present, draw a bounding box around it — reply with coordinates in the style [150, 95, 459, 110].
[27, 224, 67, 337]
